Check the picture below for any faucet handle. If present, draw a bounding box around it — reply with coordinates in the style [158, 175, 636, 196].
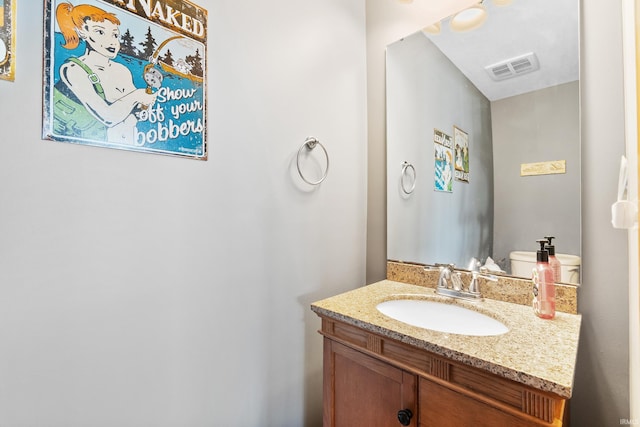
[468, 271, 481, 294]
[468, 270, 497, 294]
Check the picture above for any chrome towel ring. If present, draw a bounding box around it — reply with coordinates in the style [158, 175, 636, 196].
[401, 161, 416, 194]
[297, 137, 329, 185]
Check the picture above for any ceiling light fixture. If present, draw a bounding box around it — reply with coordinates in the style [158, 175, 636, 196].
[450, 2, 487, 32]
[423, 21, 441, 35]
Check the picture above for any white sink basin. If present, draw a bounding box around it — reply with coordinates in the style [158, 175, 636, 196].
[376, 299, 509, 336]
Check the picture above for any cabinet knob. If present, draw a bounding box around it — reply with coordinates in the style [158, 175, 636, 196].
[397, 408, 413, 426]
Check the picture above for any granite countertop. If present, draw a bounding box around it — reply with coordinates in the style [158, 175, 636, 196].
[311, 280, 581, 398]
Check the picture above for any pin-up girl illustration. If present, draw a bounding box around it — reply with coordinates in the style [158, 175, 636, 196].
[443, 150, 453, 190]
[52, 2, 156, 144]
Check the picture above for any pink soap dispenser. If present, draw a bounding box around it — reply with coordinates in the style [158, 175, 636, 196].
[545, 236, 562, 283]
[532, 239, 556, 319]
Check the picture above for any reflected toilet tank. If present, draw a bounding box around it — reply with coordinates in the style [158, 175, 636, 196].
[509, 251, 581, 284]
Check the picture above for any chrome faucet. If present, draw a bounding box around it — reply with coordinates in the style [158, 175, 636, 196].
[433, 261, 496, 301]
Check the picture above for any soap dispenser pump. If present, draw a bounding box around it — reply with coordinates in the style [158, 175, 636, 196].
[544, 236, 562, 283]
[533, 239, 556, 319]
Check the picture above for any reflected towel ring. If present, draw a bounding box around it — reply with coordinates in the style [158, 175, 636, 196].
[401, 161, 416, 194]
[297, 137, 329, 185]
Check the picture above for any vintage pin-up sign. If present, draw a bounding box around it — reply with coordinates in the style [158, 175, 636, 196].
[42, 0, 208, 160]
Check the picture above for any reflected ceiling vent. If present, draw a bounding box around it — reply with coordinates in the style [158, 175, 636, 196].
[485, 52, 539, 81]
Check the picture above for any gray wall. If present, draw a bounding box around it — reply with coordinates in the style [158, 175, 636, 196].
[0, 1, 367, 426]
[386, 32, 494, 267]
[366, 0, 631, 424]
[572, 0, 630, 424]
[492, 81, 581, 269]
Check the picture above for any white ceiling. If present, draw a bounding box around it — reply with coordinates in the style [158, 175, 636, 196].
[422, 0, 579, 101]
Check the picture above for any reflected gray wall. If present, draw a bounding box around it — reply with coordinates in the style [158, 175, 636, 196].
[386, 32, 494, 267]
[492, 81, 581, 268]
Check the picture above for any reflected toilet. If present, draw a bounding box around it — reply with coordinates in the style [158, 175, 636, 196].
[509, 251, 581, 284]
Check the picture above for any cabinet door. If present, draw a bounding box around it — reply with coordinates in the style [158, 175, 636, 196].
[324, 339, 417, 427]
[419, 378, 549, 427]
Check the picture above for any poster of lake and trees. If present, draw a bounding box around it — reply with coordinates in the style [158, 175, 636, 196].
[43, 0, 208, 160]
[454, 125, 469, 183]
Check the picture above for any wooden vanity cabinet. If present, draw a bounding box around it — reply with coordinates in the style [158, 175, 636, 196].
[324, 339, 417, 427]
[419, 379, 564, 427]
[319, 317, 569, 427]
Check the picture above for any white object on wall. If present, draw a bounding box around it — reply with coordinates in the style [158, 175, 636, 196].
[611, 155, 638, 229]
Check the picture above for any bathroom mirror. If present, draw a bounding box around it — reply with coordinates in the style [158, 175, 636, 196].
[386, 0, 581, 283]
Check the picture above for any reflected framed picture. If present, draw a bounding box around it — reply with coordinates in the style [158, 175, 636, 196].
[454, 126, 469, 183]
